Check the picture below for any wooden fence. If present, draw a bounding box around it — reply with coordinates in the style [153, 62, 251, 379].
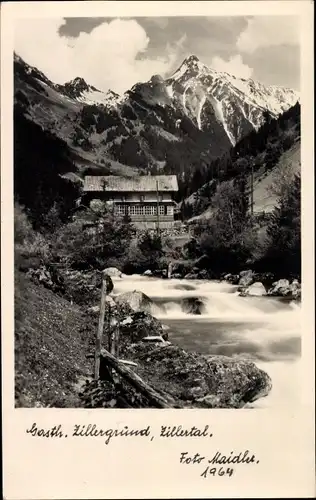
[90, 273, 178, 408]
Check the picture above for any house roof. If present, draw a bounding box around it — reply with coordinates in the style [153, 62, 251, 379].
[83, 175, 178, 192]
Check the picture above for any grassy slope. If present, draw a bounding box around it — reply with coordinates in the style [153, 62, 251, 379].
[15, 271, 96, 407]
[15, 71, 138, 177]
[188, 138, 301, 223]
[252, 138, 301, 213]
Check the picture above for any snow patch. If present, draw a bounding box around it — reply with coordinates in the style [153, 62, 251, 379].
[210, 96, 236, 146]
[197, 93, 206, 130]
[170, 63, 189, 81]
[166, 85, 174, 99]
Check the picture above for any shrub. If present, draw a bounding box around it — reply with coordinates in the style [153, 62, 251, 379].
[52, 207, 135, 271]
[14, 204, 52, 271]
[122, 231, 165, 274]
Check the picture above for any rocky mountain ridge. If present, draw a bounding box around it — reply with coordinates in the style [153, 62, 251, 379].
[14, 52, 299, 184]
[165, 55, 299, 145]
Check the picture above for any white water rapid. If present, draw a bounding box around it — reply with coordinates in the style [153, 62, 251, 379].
[112, 275, 301, 409]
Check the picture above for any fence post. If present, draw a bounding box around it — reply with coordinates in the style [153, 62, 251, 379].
[109, 316, 119, 380]
[94, 275, 108, 380]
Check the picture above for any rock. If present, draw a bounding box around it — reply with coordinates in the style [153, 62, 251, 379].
[240, 282, 267, 297]
[120, 344, 272, 408]
[184, 273, 199, 279]
[174, 283, 196, 291]
[120, 316, 133, 326]
[198, 269, 209, 279]
[26, 264, 65, 294]
[181, 386, 206, 401]
[103, 267, 123, 278]
[196, 395, 222, 407]
[119, 311, 166, 343]
[143, 270, 153, 276]
[105, 295, 116, 307]
[115, 290, 153, 313]
[171, 261, 192, 277]
[238, 270, 254, 288]
[289, 279, 301, 300]
[181, 297, 206, 315]
[240, 269, 253, 277]
[254, 272, 275, 289]
[171, 273, 182, 279]
[223, 273, 240, 285]
[142, 336, 165, 343]
[268, 279, 291, 297]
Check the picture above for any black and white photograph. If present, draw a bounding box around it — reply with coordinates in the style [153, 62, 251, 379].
[13, 12, 302, 411]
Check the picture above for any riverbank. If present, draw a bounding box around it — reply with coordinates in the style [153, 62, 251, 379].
[15, 268, 279, 409]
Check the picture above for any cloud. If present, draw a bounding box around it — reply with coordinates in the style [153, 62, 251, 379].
[14, 18, 184, 94]
[211, 54, 253, 79]
[237, 16, 300, 54]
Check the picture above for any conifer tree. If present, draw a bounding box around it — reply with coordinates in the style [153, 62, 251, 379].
[265, 172, 301, 276]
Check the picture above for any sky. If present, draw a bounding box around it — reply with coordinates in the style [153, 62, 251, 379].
[14, 16, 300, 95]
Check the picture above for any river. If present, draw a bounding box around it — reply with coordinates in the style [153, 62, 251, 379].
[112, 275, 301, 409]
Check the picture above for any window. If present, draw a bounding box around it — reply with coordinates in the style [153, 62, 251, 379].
[166, 205, 174, 215]
[126, 204, 167, 216]
[144, 205, 156, 215]
[115, 204, 126, 215]
[129, 205, 143, 216]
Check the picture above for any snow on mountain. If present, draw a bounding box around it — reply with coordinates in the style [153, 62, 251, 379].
[55, 77, 121, 107]
[14, 51, 300, 181]
[166, 55, 299, 145]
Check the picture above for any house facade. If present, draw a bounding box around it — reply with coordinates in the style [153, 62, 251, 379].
[83, 175, 179, 229]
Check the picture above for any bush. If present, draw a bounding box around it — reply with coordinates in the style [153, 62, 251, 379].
[14, 203, 52, 271]
[52, 207, 135, 271]
[122, 231, 165, 274]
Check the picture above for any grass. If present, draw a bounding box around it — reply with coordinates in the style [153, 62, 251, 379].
[15, 271, 97, 407]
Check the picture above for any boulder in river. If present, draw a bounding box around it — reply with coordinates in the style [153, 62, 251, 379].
[184, 272, 200, 280]
[289, 279, 301, 300]
[115, 290, 153, 313]
[143, 270, 153, 276]
[103, 267, 123, 278]
[240, 282, 267, 297]
[268, 278, 301, 300]
[174, 283, 196, 291]
[268, 279, 290, 297]
[223, 273, 240, 285]
[238, 270, 254, 288]
[181, 297, 206, 315]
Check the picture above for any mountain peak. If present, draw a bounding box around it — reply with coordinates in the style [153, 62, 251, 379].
[66, 77, 90, 90]
[183, 54, 201, 65]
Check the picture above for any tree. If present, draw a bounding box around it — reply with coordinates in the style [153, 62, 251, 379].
[137, 231, 164, 271]
[53, 206, 135, 270]
[263, 173, 301, 277]
[193, 179, 257, 273]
